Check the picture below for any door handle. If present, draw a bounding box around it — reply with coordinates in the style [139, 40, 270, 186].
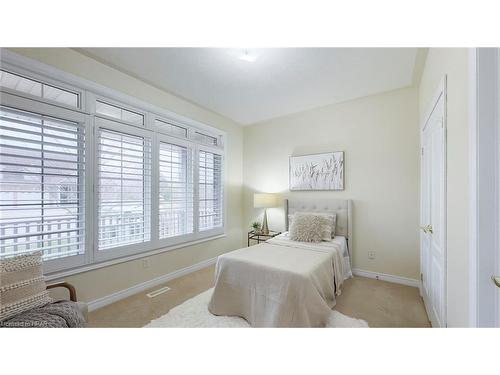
[420, 225, 433, 234]
[493, 276, 500, 288]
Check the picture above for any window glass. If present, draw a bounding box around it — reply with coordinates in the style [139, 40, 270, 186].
[96, 100, 144, 126]
[0, 70, 79, 108]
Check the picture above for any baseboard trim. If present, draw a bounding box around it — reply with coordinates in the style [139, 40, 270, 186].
[87, 257, 217, 312]
[352, 268, 420, 288]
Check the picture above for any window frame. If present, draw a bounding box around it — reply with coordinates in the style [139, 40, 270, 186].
[153, 133, 196, 249]
[154, 116, 189, 139]
[93, 115, 153, 262]
[196, 143, 225, 237]
[0, 62, 85, 112]
[0, 51, 227, 278]
[0, 91, 92, 274]
[94, 98, 146, 128]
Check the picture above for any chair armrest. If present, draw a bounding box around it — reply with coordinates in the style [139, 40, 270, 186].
[46, 282, 77, 302]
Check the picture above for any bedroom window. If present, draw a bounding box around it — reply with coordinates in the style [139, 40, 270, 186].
[158, 139, 194, 239]
[198, 150, 223, 231]
[96, 120, 152, 252]
[1, 55, 225, 275]
[0, 106, 86, 263]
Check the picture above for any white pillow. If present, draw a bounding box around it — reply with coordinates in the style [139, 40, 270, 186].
[288, 212, 337, 240]
[289, 213, 325, 243]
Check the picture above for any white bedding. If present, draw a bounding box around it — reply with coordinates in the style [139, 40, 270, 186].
[268, 232, 353, 279]
[208, 233, 350, 327]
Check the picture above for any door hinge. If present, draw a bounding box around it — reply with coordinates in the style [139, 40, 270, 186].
[420, 273, 423, 281]
[421, 148, 424, 156]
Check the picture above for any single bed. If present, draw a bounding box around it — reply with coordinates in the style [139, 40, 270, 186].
[208, 198, 352, 327]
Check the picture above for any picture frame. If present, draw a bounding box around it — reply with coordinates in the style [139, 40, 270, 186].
[289, 151, 344, 191]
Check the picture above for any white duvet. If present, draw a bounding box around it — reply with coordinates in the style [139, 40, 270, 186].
[268, 233, 352, 279]
[208, 234, 351, 327]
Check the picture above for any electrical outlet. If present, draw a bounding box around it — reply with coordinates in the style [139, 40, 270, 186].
[142, 258, 151, 269]
[368, 251, 376, 260]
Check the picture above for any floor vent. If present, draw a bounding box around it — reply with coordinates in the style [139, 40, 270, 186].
[146, 286, 171, 298]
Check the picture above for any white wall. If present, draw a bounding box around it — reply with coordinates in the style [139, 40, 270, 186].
[7, 48, 244, 303]
[243, 87, 420, 280]
[419, 48, 470, 327]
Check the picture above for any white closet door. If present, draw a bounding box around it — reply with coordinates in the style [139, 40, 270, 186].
[421, 88, 447, 327]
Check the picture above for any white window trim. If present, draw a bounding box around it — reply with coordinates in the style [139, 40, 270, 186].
[155, 133, 193, 248]
[197, 144, 225, 236]
[1, 61, 86, 112]
[0, 92, 92, 274]
[0, 49, 225, 139]
[93, 94, 148, 128]
[94, 118, 153, 262]
[0, 49, 227, 278]
[44, 233, 226, 282]
[153, 114, 189, 139]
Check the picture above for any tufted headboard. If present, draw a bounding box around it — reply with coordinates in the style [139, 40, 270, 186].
[285, 198, 352, 245]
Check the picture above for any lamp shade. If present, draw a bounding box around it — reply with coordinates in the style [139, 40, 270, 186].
[254, 193, 278, 208]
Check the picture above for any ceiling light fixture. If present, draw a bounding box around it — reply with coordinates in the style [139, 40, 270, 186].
[238, 49, 257, 63]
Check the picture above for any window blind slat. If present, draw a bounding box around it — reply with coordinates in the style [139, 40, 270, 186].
[198, 150, 223, 231]
[159, 141, 193, 239]
[0, 106, 85, 261]
[97, 127, 151, 250]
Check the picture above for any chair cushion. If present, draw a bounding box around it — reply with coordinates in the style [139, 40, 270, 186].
[0, 252, 52, 322]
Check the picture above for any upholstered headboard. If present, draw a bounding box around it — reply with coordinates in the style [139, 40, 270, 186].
[285, 198, 352, 243]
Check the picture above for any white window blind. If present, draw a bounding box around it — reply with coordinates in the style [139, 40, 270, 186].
[0, 106, 86, 260]
[198, 150, 223, 231]
[158, 141, 193, 239]
[97, 126, 151, 250]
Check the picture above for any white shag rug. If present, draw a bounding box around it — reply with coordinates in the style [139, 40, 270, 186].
[146, 288, 368, 328]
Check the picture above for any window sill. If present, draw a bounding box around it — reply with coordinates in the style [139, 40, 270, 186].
[44, 233, 226, 281]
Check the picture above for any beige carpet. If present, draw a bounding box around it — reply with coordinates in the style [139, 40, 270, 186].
[88, 265, 430, 328]
[335, 276, 430, 327]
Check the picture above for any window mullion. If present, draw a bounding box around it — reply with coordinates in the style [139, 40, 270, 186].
[39, 118, 45, 253]
[193, 145, 200, 235]
[87, 116, 95, 266]
[151, 133, 159, 246]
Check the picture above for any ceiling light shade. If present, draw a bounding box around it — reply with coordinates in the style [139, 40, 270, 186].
[254, 193, 278, 208]
[238, 49, 257, 62]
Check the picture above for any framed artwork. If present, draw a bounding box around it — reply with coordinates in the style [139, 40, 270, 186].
[289, 151, 344, 191]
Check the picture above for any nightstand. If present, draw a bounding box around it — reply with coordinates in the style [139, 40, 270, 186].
[247, 230, 281, 246]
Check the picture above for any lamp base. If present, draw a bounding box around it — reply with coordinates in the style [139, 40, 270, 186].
[262, 209, 269, 235]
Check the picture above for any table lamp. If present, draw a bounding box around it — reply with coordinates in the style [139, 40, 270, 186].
[253, 193, 278, 235]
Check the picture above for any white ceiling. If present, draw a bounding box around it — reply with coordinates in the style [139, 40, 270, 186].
[78, 48, 419, 125]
